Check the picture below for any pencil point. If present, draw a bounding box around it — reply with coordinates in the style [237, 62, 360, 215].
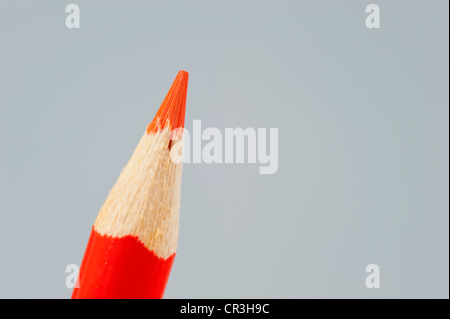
[147, 71, 189, 134]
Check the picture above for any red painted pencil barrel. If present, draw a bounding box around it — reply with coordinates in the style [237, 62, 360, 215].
[72, 228, 175, 299]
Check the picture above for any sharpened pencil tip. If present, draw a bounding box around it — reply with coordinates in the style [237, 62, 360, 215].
[147, 70, 189, 134]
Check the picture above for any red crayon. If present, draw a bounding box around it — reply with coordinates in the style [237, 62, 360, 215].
[72, 71, 188, 299]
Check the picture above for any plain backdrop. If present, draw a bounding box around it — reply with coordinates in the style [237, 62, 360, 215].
[0, 0, 448, 298]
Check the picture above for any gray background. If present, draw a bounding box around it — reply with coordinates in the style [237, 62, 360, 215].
[0, 0, 448, 298]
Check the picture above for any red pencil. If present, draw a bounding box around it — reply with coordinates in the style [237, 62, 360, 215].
[72, 70, 188, 299]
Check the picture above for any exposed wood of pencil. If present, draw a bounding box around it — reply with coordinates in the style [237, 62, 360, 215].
[72, 70, 188, 299]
